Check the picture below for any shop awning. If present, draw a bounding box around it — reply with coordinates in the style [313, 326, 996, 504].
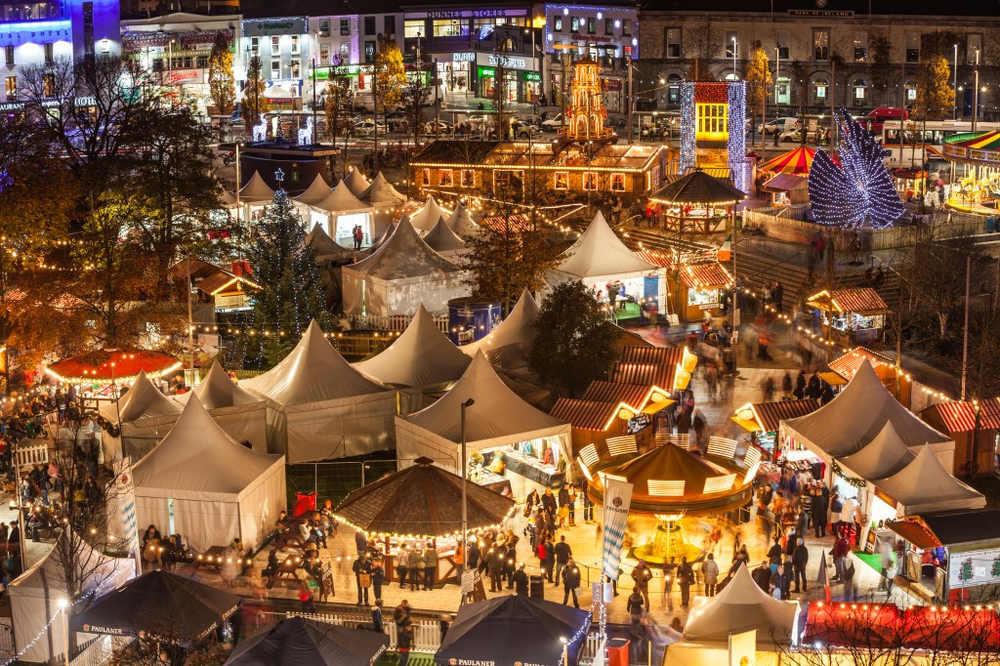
[922, 399, 1000, 433]
[680, 262, 734, 289]
[828, 347, 897, 381]
[886, 516, 941, 549]
[550, 398, 621, 431]
[817, 371, 848, 386]
[731, 399, 819, 433]
[762, 173, 807, 193]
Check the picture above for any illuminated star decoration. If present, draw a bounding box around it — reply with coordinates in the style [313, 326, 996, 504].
[808, 107, 905, 229]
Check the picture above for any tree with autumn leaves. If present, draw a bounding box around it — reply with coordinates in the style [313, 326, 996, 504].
[371, 39, 406, 168]
[208, 31, 235, 116]
[744, 43, 773, 146]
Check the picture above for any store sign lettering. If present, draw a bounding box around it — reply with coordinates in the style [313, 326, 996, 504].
[429, 8, 508, 19]
[453, 52, 476, 62]
[487, 54, 527, 69]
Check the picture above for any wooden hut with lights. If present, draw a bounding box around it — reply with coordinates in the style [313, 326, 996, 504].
[921, 399, 1000, 477]
[648, 168, 746, 234]
[671, 261, 734, 323]
[806, 288, 889, 345]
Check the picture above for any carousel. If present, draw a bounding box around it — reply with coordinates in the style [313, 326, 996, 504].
[648, 169, 746, 234]
[757, 145, 816, 206]
[941, 130, 1000, 214]
[44, 349, 183, 401]
[582, 437, 755, 564]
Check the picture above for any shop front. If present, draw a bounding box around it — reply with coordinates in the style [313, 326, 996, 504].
[434, 51, 540, 105]
[473, 435, 566, 496]
[806, 288, 888, 345]
[672, 261, 733, 323]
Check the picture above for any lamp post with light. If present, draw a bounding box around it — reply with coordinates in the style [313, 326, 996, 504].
[460, 397, 474, 573]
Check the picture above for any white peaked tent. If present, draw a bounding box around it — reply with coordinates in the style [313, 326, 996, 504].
[132, 395, 286, 552]
[549, 211, 665, 310]
[363, 171, 407, 239]
[237, 171, 276, 219]
[341, 218, 468, 317]
[839, 421, 914, 480]
[445, 202, 481, 239]
[423, 216, 467, 256]
[305, 223, 356, 263]
[242, 321, 396, 461]
[681, 563, 799, 648]
[873, 445, 985, 514]
[172, 360, 277, 452]
[345, 167, 372, 198]
[355, 304, 471, 389]
[780, 360, 953, 473]
[98, 371, 182, 463]
[301, 180, 375, 248]
[409, 195, 450, 234]
[293, 173, 333, 206]
[396, 351, 571, 479]
[9, 531, 135, 663]
[460, 288, 540, 369]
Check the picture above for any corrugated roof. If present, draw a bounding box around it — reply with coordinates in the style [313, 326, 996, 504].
[762, 173, 808, 192]
[924, 399, 1000, 433]
[680, 262, 733, 288]
[550, 398, 617, 431]
[582, 381, 653, 409]
[809, 288, 888, 314]
[828, 347, 896, 380]
[752, 399, 820, 433]
[610, 362, 673, 387]
[887, 516, 941, 549]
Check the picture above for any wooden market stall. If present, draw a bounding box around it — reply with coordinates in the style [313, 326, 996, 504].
[673, 261, 734, 323]
[806, 287, 889, 345]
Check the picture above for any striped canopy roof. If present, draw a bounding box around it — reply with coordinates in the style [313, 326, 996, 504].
[759, 146, 817, 176]
[944, 130, 1000, 151]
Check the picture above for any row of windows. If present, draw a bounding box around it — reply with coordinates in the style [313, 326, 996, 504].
[3, 72, 55, 100]
[151, 55, 209, 70]
[4, 43, 55, 66]
[421, 168, 628, 192]
[403, 16, 528, 39]
[551, 15, 630, 37]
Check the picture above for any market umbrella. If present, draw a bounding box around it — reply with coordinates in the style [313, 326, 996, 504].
[649, 168, 746, 206]
[225, 616, 388, 666]
[434, 595, 591, 666]
[72, 571, 240, 644]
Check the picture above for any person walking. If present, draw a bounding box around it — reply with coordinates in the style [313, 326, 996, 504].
[792, 537, 808, 594]
[371, 599, 384, 634]
[626, 588, 645, 626]
[423, 542, 437, 590]
[768, 537, 783, 566]
[513, 562, 529, 595]
[396, 545, 409, 589]
[631, 560, 652, 609]
[581, 484, 594, 523]
[553, 535, 572, 587]
[487, 546, 503, 592]
[879, 542, 895, 595]
[677, 557, 694, 608]
[702, 554, 719, 597]
[561, 558, 581, 608]
[352, 553, 372, 606]
[832, 534, 850, 582]
[466, 539, 480, 571]
[811, 489, 828, 538]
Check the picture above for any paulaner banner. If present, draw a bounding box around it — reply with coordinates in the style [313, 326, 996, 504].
[601, 475, 633, 580]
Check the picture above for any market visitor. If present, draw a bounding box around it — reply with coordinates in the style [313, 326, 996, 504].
[561, 558, 581, 608]
[632, 559, 652, 609]
[677, 557, 694, 608]
[702, 553, 719, 597]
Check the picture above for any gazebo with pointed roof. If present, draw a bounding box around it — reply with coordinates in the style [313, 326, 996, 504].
[335, 456, 514, 538]
[341, 218, 468, 318]
[133, 395, 286, 551]
[459, 288, 540, 369]
[409, 195, 451, 233]
[294, 173, 333, 206]
[423, 216, 467, 255]
[345, 167, 372, 198]
[648, 168, 746, 234]
[305, 223, 356, 263]
[873, 446, 985, 514]
[242, 321, 397, 462]
[395, 351, 572, 478]
[354, 305, 470, 389]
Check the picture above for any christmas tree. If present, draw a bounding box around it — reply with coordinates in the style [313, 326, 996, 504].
[808, 107, 905, 229]
[245, 170, 333, 365]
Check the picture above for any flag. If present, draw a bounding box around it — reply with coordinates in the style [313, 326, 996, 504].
[718, 235, 732, 263]
[817, 551, 831, 604]
[601, 475, 634, 581]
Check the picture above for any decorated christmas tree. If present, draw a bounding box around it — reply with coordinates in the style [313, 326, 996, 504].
[808, 107, 905, 229]
[245, 170, 333, 365]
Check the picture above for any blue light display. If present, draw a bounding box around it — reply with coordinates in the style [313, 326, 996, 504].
[679, 81, 695, 172]
[727, 81, 747, 194]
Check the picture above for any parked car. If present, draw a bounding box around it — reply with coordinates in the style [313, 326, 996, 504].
[759, 116, 800, 135]
[351, 119, 387, 136]
[511, 119, 540, 138]
[541, 113, 567, 130]
[423, 120, 452, 135]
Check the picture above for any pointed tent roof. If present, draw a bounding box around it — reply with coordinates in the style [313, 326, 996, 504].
[405, 351, 567, 444]
[446, 202, 481, 238]
[225, 616, 388, 666]
[460, 288, 539, 360]
[178, 360, 263, 410]
[423, 216, 467, 253]
[839, 421, 914, 480]
[114, 371, 182, 423]
[242, 320, 387, 406]
[219, 189, 237, 207]
[344, 168, 372, 198]
[294, 173, 333, 206]
[305, 223, 355, 260]
[335, 457, 514, 537]
[133, 395, 281, 495]
[362, 171, 406, 206]
[782, 361, 950, 458]
[238, 171, 275, 203]
[346, 217, 460, 280]
[874, 446, 985, 514]
[555, 211, 657, 278]
[312, 180, 371, 214]
[682, 563, 799, 646]
[10, 529, 124, 597]
[409, 195, 450, 233]
[760, 145, 817, 176]
[354, 305, 470, 387]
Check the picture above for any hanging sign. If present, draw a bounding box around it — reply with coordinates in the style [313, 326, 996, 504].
[601, 475, 633, 580]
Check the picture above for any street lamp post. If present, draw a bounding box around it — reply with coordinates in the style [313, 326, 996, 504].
[953, 43, 959, 120]
[460, 398, 474, 573]
[973, 49, 980, 132]
[732, 37, 738, 79]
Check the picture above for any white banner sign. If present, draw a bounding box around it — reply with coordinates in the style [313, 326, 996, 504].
[601, 476, 633, 580]
[112, 457, 139, 555]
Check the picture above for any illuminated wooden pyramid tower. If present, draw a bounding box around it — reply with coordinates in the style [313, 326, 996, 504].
[561, 58, 615, 142]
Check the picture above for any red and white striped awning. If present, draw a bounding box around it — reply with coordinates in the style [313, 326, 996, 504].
[926, 399, 1000, 433]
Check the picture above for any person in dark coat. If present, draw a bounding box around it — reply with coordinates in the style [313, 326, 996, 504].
[513, 563, 529, 595]
[371, 558, 385, 602]
[812, 491, 829, 537]
[769, 563, 790, 599]
[792, 537, 809, 593]
[751, 561, 771, 591]
[542, 536, 556, 583]
[768, 537, 783, 565]
[487, 547, 503, 592]
[352, 554, 371, 606]
[396, 546, 409, 589]
[466, 539, 480, 571]
[794, 371, 806, 399]
[371, 599, 384, 633]
[553, 535, 572, 586]
[561, 559, 581, 607]
[677, 557, 694, 608]
[626, 589, 645, 625]
[355, 530, 367, 555]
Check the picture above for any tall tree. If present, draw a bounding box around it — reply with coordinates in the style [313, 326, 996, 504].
[323, 75, 354, 176]
[371, 40, 406, 168]
[914, 54, 955, 174]
[402, 66, 431, 149]
[244, 186, 332, 365]
[529, 280, 618, 397]
[208, 31, 235, 115]
[745, 43, 772, 146]
[241, 56, 269, 136]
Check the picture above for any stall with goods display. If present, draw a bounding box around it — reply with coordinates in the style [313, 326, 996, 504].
[731, 399, 820, 459]
[806, 288, 889, 345]
[941, 130, 1000, 215]
[672, 261, 734, 323]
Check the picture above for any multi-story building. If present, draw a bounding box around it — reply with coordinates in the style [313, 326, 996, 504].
[0, 0, 120, 104]
[121, 11, 240, 115]
[636, 0, 1000, 119]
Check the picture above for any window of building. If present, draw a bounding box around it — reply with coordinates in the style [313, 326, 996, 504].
[667, 74, 682, 104]
[622, 21, 630, 37]
[439, 169, 454, 186]
[583, 172, 598, 191]
[696, 102, 727, 137]
[814, 78, 828, 100]
[967, 34, 982, 65]
[340, 43, 350, 60]
[319, 44, 329, 63]
[610, 173, 626, 192]
[271, 58, 280, 75]
[319, 20, 330, 37]
[853, 80, 867, 105]
[570, 17, 579, 33]
[776, 32, 790, 60]
[384, 16, 396, 37]
[290, 36, 299, 55]
[271, 35, 280, 53]
[587, 17, 595, 34]
[905, 33, 919, 63]
[41, 73, 55, 96]
[364, 41, 376, 63]
[4, 45, 13, 66]
[290, 58, 300, 77]
[5, 76, 15, 100]
[197, 55, 208, 68]
[725, 31, 738, 58]
[553, 16, 563, 32]
[421, 168, 430, 186]
[553, 172, 568, 190]
[433, 19, 466, 38]
[853, 32, 867, 62]
[183, 56, 193, 68]
[364, 16, 376, 35]
[813, 28, 829, 60]
[905, 80, 917, 102]
[341, 19, 351, 36]
[460, 169, 474, 187]
[250, 37, 259, 54]
[665, 28, 681, 58]
[605, 18, 613, 35]
[43, 42, 53, 65]
[152, 58, 163, 71]
[404, 20, 423, 38]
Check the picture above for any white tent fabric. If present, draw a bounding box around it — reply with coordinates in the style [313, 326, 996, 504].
[294, 173, 332, 206]
[396, 351, 571, 473]
[460, 288, 539, 368]
[355, 304, 470, 388]
[553, 211, 657, 279]
[313, 180, 371, 214]
[305, 224, 356, 262]
[242, 321, 397, 461]
[445, 203, 481, 238]
[423, 217, 467, 254]
[341, 219, 468, 317]
[362, 171, 406, 206]
[133, 395, 286, 552]
[238, 171, 275, 203]
[838, 421, 914, 480]
[873, 445, 985, 514]
[682, 563, 799, 647]
[345, 168, 372, 198]
[172, 360, 276, 452]
[9, 531, 135, 663]
[409, 196, 450, 233]
[781, 361, 952, 463]
[98, 371, 182, 464]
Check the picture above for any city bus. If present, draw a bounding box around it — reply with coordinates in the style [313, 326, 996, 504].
[880, 119, 1000, 166]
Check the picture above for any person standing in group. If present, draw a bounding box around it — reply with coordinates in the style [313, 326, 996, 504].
[677, 557, 694, 608]
[513, 562, 529, 595]
[811, 488, 829, 538]
[355, 530, 367, 556]
[567, 485, 577, 527]
[466, 538, 480, 571]
[396, 545, 409, 589]
[542, 535, 556, 583]
[352, 553, 372, 606]
[769, 563, 790, 600]
[661, 557, 676, 611]
[792, 538, 808, 594]
[631, 560, 652, 610]
[832, 533, 850, 582]
[561, 559, 581, 608]
[371, 599, 384, 634]
[371, 557, 385, 603]
[627, 588, 645, 627]
[581, 484, 594, 523]
[880, 542, 895, 595]
[487, 546, 504, 592]
[423, 542, 437, 591]
[407, 546, 422, 592]
[553, 535, 572, 587]
[702, 554, 719, 597]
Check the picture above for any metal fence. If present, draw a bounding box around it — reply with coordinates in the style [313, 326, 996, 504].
[286, 610, 441, 653]
[347, 313, 449, 333]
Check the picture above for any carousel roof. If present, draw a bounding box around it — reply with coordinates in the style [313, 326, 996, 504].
[555, 211, 657, 278]
[46, 350, 182, 383]
[649, 168, 746, 205]
[423, 216, 467, 253]
[362, 171, 406, 206]
[334, 456, 514, 537]
[944, 130, 1000, 152]
[294, 173, 332, 206]
[237, 171, 275, 203]
[759, 145, 817, 175]
[344, 168, 372, 197]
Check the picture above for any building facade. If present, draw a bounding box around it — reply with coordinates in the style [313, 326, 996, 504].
[636, 1, 1000, 119]
[0, 0, 120, 104]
